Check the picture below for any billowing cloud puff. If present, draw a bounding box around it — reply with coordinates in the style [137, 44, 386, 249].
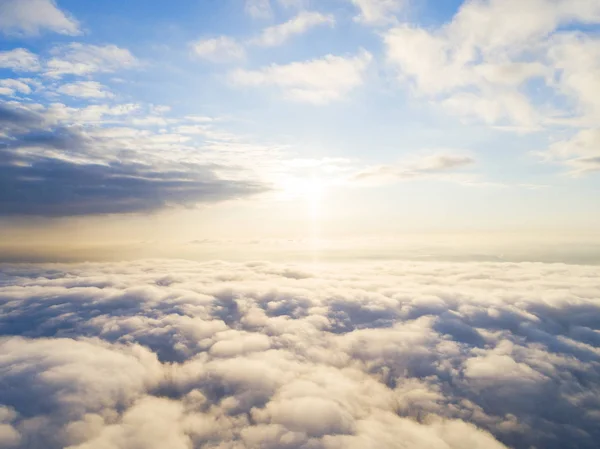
[0, 260, 599, 448]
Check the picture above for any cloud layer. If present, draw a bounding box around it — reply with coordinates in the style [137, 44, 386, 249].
[0, 259, 599, 448]
[0, 102, 267, 216]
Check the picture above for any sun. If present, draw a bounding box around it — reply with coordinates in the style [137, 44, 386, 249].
[281, 175, 326, 205]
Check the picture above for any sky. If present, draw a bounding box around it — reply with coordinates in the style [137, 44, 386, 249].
[1, 0, 600, 261]
[2, 3, 600, 448]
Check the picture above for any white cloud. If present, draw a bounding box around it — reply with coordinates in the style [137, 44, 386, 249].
[229, 50, 372, 104]
[0, 259, 600, 448]
[0, 79, 32, 96]
[0, 0, 80, 36]
[45, 43, 139, 78]
[190, 37, 246, 63]
[547, 33, 600, 122]
[251, 11, 335, 47]
[544, 129, 600, 175]
[351, 0, 406, 25]
[245, 0, 272, 19]
[57, 81, 113, 99]
[383, 0, 600, 129]
[352, 152, 475, 184]
[0, 48, 41, 72]
[442, 90, 539, 129]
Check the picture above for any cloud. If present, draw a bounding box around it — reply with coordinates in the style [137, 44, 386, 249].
[352, 152, 475, 184]
[543, 128, 600, 175]
[229, 50, 372, 104]
[245, 0, 273, 19]
[0, 102, 267, 216]
[56, 81, 113, 99]
[45, 44, 139, 78]
[0, 259, 600, 448]
[0, 0, 80, 36]
[190, 37, 246, 63]
[0, 48, 41, 72]
[383, 0, 600, 129]
[547, 32, 600, 122]
[351, 0, 406, 25]
[0, 79, 32, 96]
[250, 11, 335, 47]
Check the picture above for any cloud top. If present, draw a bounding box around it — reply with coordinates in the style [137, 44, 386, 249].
[0, 259, 599, 448]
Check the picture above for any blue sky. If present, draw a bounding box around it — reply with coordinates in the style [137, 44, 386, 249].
[1, 0, 600, 260]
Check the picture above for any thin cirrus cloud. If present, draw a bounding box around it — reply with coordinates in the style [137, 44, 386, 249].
[45, 43, 140, 78]
[190, 36, 246, 63]
[352, 153, 476, 184]
[229, 50, 372, 104]
[56, 81, 113, 99]
[0, 0, 80, 36]
[192, 10, 335, 63]
[245, 0, 273, 19]
[0, 44, 139, 78]
[544, 129, 600, 175]
[351, 0, 407, 25]
[0, 260, 599, 449]
[250, 11, 335, 47]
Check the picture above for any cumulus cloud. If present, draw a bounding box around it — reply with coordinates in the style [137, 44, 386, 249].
[0, 102, 267, 216]
[0, 79, 32, 97]
[0, 0, 80, 36]
[0, 259, 599, 449]
[250, 11, 335, 47]
[56, 81, 113, 99]
[45, 43, 139, 78]
[229, 50, 372, 104]
[190, 37, 246, 63]
[383, 0, 600, 129]
[0, 48, 41, 72]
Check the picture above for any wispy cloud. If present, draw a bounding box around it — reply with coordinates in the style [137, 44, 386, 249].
[46, 43, 139, 78]
[250, 11, 335, 47]
[0, 48, 41, 72]
[245, 0, 272, 19]
[352, 152, 476, 184]
[229, 50, 372, 104]
[57, 81, 113, 99]
[351, 0, 406, 25]
[0, 0, 80, 36]
[190, 36, 246, 63]
[543, 129, 600, 175]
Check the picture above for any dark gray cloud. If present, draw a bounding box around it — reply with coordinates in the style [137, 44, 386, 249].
[0, 260, 599, 449]
[0, 102, 44, 129]
[0, 102, 267, 216]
